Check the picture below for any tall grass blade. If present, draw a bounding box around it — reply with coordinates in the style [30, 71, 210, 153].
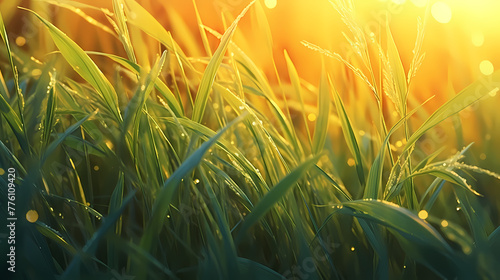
[330, 77, 365, 186]
[24, 8, 123, 123]
[191, 1, 255, 123]
[312, 61, 331, 155]
[236, 153, 322, 242]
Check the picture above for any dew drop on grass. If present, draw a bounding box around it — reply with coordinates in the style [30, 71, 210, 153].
[194, 179, 200, 184]
[238, 105, 245, 110]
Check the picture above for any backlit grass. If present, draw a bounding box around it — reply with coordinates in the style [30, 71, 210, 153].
[1, 0, 500, 279]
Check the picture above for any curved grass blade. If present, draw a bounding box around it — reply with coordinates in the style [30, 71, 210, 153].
[35, 221, 77, 255]
[61, 190, 136, 280]
[23, 8, 123, 123]
[404, 70, 500, 151]
[122, 51, 167, 133]
[191, 1, 255, 123]
[236, 153, 322, 242]
[87, 51, 183, 117]
[330, 76, 365, 186]
[0, 11, 29, 154]
[312, 60, 331, 155]
[339, 200, 460, 279]
[139, 115, 246, 251]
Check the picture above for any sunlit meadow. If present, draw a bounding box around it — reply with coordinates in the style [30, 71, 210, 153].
[1, 0, 500, 279]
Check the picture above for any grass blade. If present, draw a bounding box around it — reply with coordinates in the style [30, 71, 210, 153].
[191, 1, 255, 123]
[236, 153, 322, 242]
[312, 60, 331, 155]
[330, 76, 365, 186]
[23, 8, 123, 123]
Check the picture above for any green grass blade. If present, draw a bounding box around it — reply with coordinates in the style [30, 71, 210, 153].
[191, 1, 255, 123]
[23, 8, 123, 123]
[87, 51, 184, 117]
[140, 115, 245, 251]
[312, 60, 331, 155]
[122, 51, 167, 133]
[112, 0, 137, 63]
[404, 71, 500, 151]
[330, 76, 365, 186]
[386, 23, 408, 112]
[61, 190, 136, 279]
[35, 221, 77, 255]
[284, 49, 312, 150]
[236, 153, 322, 242]
[41, 73, 57, 152]
[339, 200, 460, 279]
[237, 258, 284, 280]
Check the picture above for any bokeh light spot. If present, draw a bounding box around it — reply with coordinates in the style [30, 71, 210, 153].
[0, 168, 4, 176]
[15, 36, 26, 47]
[431, 2, 452, 24]
[307, 113, 317, 122]
[264, 0, 277, 9]
[418, 210, 428, 219]
[471, 32, 484, 47]
[480, 60, 494, 75]
[32, 69, 42, 76]
[441, 220, 449, 227]
[347, 158, 355, 166]
[26, 210, 39, 223]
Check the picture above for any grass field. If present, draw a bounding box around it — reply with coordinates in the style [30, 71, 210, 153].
[1, 0, 500, 279]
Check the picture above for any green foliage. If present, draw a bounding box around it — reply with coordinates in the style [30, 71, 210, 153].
[1, 1, 500, 280]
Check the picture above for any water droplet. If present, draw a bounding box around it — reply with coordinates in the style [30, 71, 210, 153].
[238, 105, 245, 110]
[194, 179, 200, 184]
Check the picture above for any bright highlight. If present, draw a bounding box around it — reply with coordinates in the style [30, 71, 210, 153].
[265, 0, 277, 9]
[26, 210, 39, 223]
[418, 210, 429, 220]
[480, 60, 494, 75]
[431, 2, 452, 24]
